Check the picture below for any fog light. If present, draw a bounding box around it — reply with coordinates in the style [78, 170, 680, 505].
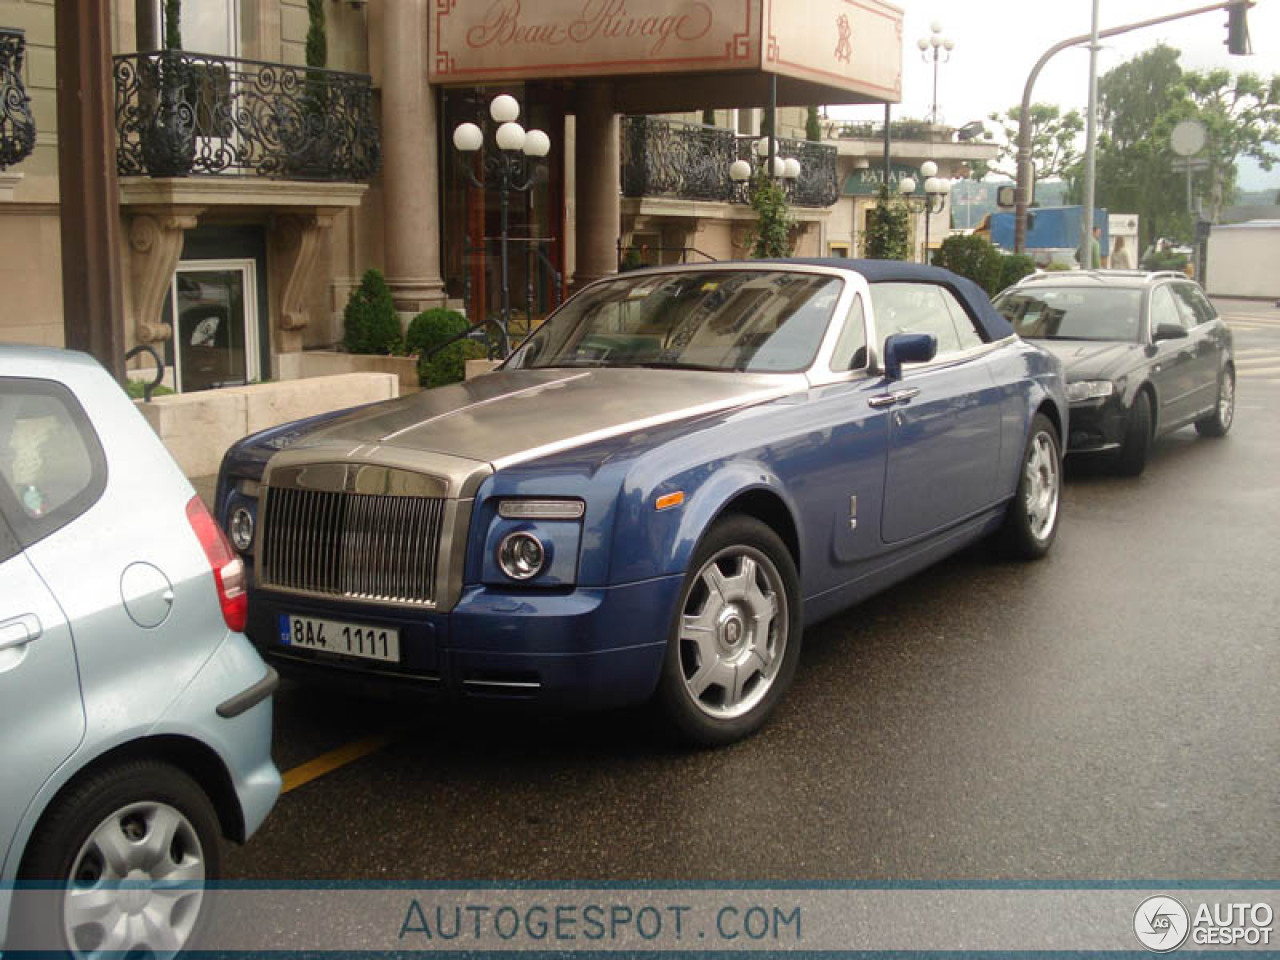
[229, 506, 255, 553]
[497, 531, 545, 580]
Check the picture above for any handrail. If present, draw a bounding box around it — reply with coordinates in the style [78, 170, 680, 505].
[126, 344, 165, 402]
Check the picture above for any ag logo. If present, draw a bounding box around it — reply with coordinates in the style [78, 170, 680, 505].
[1134, 896, 1190, 952]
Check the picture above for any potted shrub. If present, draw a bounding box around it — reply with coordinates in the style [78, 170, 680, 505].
[140, 0, 195, 177]
[342, 269, 403, 355]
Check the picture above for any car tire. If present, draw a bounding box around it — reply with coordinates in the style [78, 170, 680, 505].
[1113, 390, 1153, 477]
[15, 759, 221, 959]
[654, 515, 802, 748]
[999, 413, 1062, 562]
[1195, 366, 1235, 438]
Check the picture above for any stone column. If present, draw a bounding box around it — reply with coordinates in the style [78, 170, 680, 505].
[573, 82, 620, 289]
[380, 0, 445, 312]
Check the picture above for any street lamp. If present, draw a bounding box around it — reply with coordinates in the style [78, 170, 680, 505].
[729, 136, 802, 199]
[916, 22, 954, 126]
[452, 94, 551, 356]
[897, 161, 951, 263]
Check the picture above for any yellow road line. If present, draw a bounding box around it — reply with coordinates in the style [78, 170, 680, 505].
[281, 735, 393, 794]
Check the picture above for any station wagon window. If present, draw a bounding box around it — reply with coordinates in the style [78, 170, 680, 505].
[829, 295, 868, 372]
[995, 287, 1144, 342]
[506, 270, 844, 374]
[0, 379, 107, 549]
[1173, 283, 1215, 327]
[869, 282, 962, 357]
[1149, 285, 1186, 337]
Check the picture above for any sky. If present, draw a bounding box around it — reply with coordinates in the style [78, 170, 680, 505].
[830, 0, 1280, 190]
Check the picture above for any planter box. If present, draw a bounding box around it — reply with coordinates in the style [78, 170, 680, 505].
[277, 351, 420, 395]
[134, 372, 398, 478]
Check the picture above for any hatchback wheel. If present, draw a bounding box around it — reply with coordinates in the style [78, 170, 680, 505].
[655, 516, 802, 747]
[1195, 366, 1235, 438]
[17, 760, 220, 959]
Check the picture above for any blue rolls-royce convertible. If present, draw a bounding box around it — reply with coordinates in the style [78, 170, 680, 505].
[216, 261, 1067, 745]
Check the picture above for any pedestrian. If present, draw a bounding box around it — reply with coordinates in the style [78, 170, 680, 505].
[1111, 236, 1132, 269]
[1076, 226, 1102, 269]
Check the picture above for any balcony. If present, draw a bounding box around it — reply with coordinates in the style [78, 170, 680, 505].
[621, 116, 838, 209]
[0, 28, 37, 172]
[113, 51, 380, 181]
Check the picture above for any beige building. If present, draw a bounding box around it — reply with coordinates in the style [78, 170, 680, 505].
[0, 0, 989, 398]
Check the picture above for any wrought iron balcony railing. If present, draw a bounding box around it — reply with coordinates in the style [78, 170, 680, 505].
[113, 51, 380, 181]
[622, 116, 839, 209]
[0, 28, 37, 171]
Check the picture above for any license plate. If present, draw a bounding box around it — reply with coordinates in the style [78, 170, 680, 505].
[279, 614, 400, 663]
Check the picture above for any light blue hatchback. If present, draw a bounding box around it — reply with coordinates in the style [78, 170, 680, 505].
[0, 346, 280, 957]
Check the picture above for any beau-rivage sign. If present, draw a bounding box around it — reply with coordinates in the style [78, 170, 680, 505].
[432, 0, 903, 103]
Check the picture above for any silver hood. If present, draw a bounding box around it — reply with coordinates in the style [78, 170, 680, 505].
[288, 367, 800, 471]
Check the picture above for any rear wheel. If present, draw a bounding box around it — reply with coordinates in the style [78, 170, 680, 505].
[999, 413, 1061, 561]
[1195, 366, 1235, 437]
[16, 760, 220, 959]
[654, 516, 802, 747]
[1113, 390, 1153, 477]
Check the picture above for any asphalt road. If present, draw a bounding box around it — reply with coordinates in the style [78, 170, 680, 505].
[225, 301, 1280, 883]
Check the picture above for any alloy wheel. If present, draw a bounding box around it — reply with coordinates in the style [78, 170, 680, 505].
[1024, 430, 1060, 542]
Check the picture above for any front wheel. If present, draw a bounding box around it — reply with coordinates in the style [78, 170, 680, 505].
[1195, 365, 1235, 437]
[654, 515, 802, 747]
[999, 413, 1062, 561]
[16, 760, 221, 959]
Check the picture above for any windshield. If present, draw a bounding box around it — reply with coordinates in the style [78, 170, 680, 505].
[994, 286, 1144, 342]
[504, 270, 843, 374]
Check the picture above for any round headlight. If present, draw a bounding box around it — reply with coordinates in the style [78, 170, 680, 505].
[497, 531, 546, 581]
[229, 506, 255, 553]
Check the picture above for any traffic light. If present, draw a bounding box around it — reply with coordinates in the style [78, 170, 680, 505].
[1226, 1, 1252, 55]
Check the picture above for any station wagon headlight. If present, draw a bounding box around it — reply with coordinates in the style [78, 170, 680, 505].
[1066, 380, 1115, 402]
[497, 531, 547, 580]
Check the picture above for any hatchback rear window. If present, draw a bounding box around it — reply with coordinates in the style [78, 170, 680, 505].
[0, 378, 107, 548]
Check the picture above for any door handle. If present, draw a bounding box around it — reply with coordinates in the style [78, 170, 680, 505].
[0, 614, 41, 652]
[870, 388, 921, 409]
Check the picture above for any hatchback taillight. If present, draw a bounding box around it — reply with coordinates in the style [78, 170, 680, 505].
[186, 495, 248, 633]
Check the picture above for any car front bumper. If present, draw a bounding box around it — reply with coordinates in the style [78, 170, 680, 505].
[1066, 396, 1127, 453]
[244, 575, 684, 710]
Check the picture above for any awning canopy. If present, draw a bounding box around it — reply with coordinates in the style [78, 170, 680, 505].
[430, 0, 903, 110]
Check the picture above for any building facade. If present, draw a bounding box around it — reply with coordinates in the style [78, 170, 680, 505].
[0, 0, 995, 396]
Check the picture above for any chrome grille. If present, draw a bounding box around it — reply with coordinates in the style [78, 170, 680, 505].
[259, 487, 445, 605]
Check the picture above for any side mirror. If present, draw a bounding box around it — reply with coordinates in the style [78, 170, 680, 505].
[1153, 322, 1188, 342]
[883, 332, 937, 381]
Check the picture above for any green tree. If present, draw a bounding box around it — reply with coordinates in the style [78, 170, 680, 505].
[985, 103, 1083, 182]
[305, 0, 327, 67]
[863, 184, 910, 260]
[805, 105, 822, 142]
[747, 174, 794, 259]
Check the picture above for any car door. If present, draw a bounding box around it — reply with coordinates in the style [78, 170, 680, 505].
[1172, 282, 1226, 418]
[0, 380, 89, 877]
[871, 282, 1004, 544]
[1147, 283, 1199, 429]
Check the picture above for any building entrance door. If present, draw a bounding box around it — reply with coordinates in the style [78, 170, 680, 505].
[166, 260, 259, 393]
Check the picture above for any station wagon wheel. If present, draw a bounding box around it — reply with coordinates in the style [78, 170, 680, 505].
[1195, 365, 1235, 437]
[998, 413, 1061, 561]
[16, 760, 221, 960]
[656, 515, 802, 746]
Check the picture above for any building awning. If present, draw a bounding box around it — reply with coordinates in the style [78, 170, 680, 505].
[430, 0, 903, 110]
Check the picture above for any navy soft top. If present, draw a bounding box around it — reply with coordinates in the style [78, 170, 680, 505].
[771, 258, 1015, 342]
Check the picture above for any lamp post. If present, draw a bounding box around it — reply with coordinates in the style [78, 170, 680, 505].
[917, 22, 954, 126]
[729, 136, 802, 198]
[452, 94, 551, 356]
[897, 161, 951, 263]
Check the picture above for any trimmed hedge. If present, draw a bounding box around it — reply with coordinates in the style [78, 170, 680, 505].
[342, 269, 403, 356]
[406, 308, 487, 388]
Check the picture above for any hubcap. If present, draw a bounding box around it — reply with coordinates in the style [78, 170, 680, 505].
[1219, 371, 1235, 428]
[679, 546, 788, 720]
[62, 802, 206, 959]
[1023, 430, 1060, 542]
